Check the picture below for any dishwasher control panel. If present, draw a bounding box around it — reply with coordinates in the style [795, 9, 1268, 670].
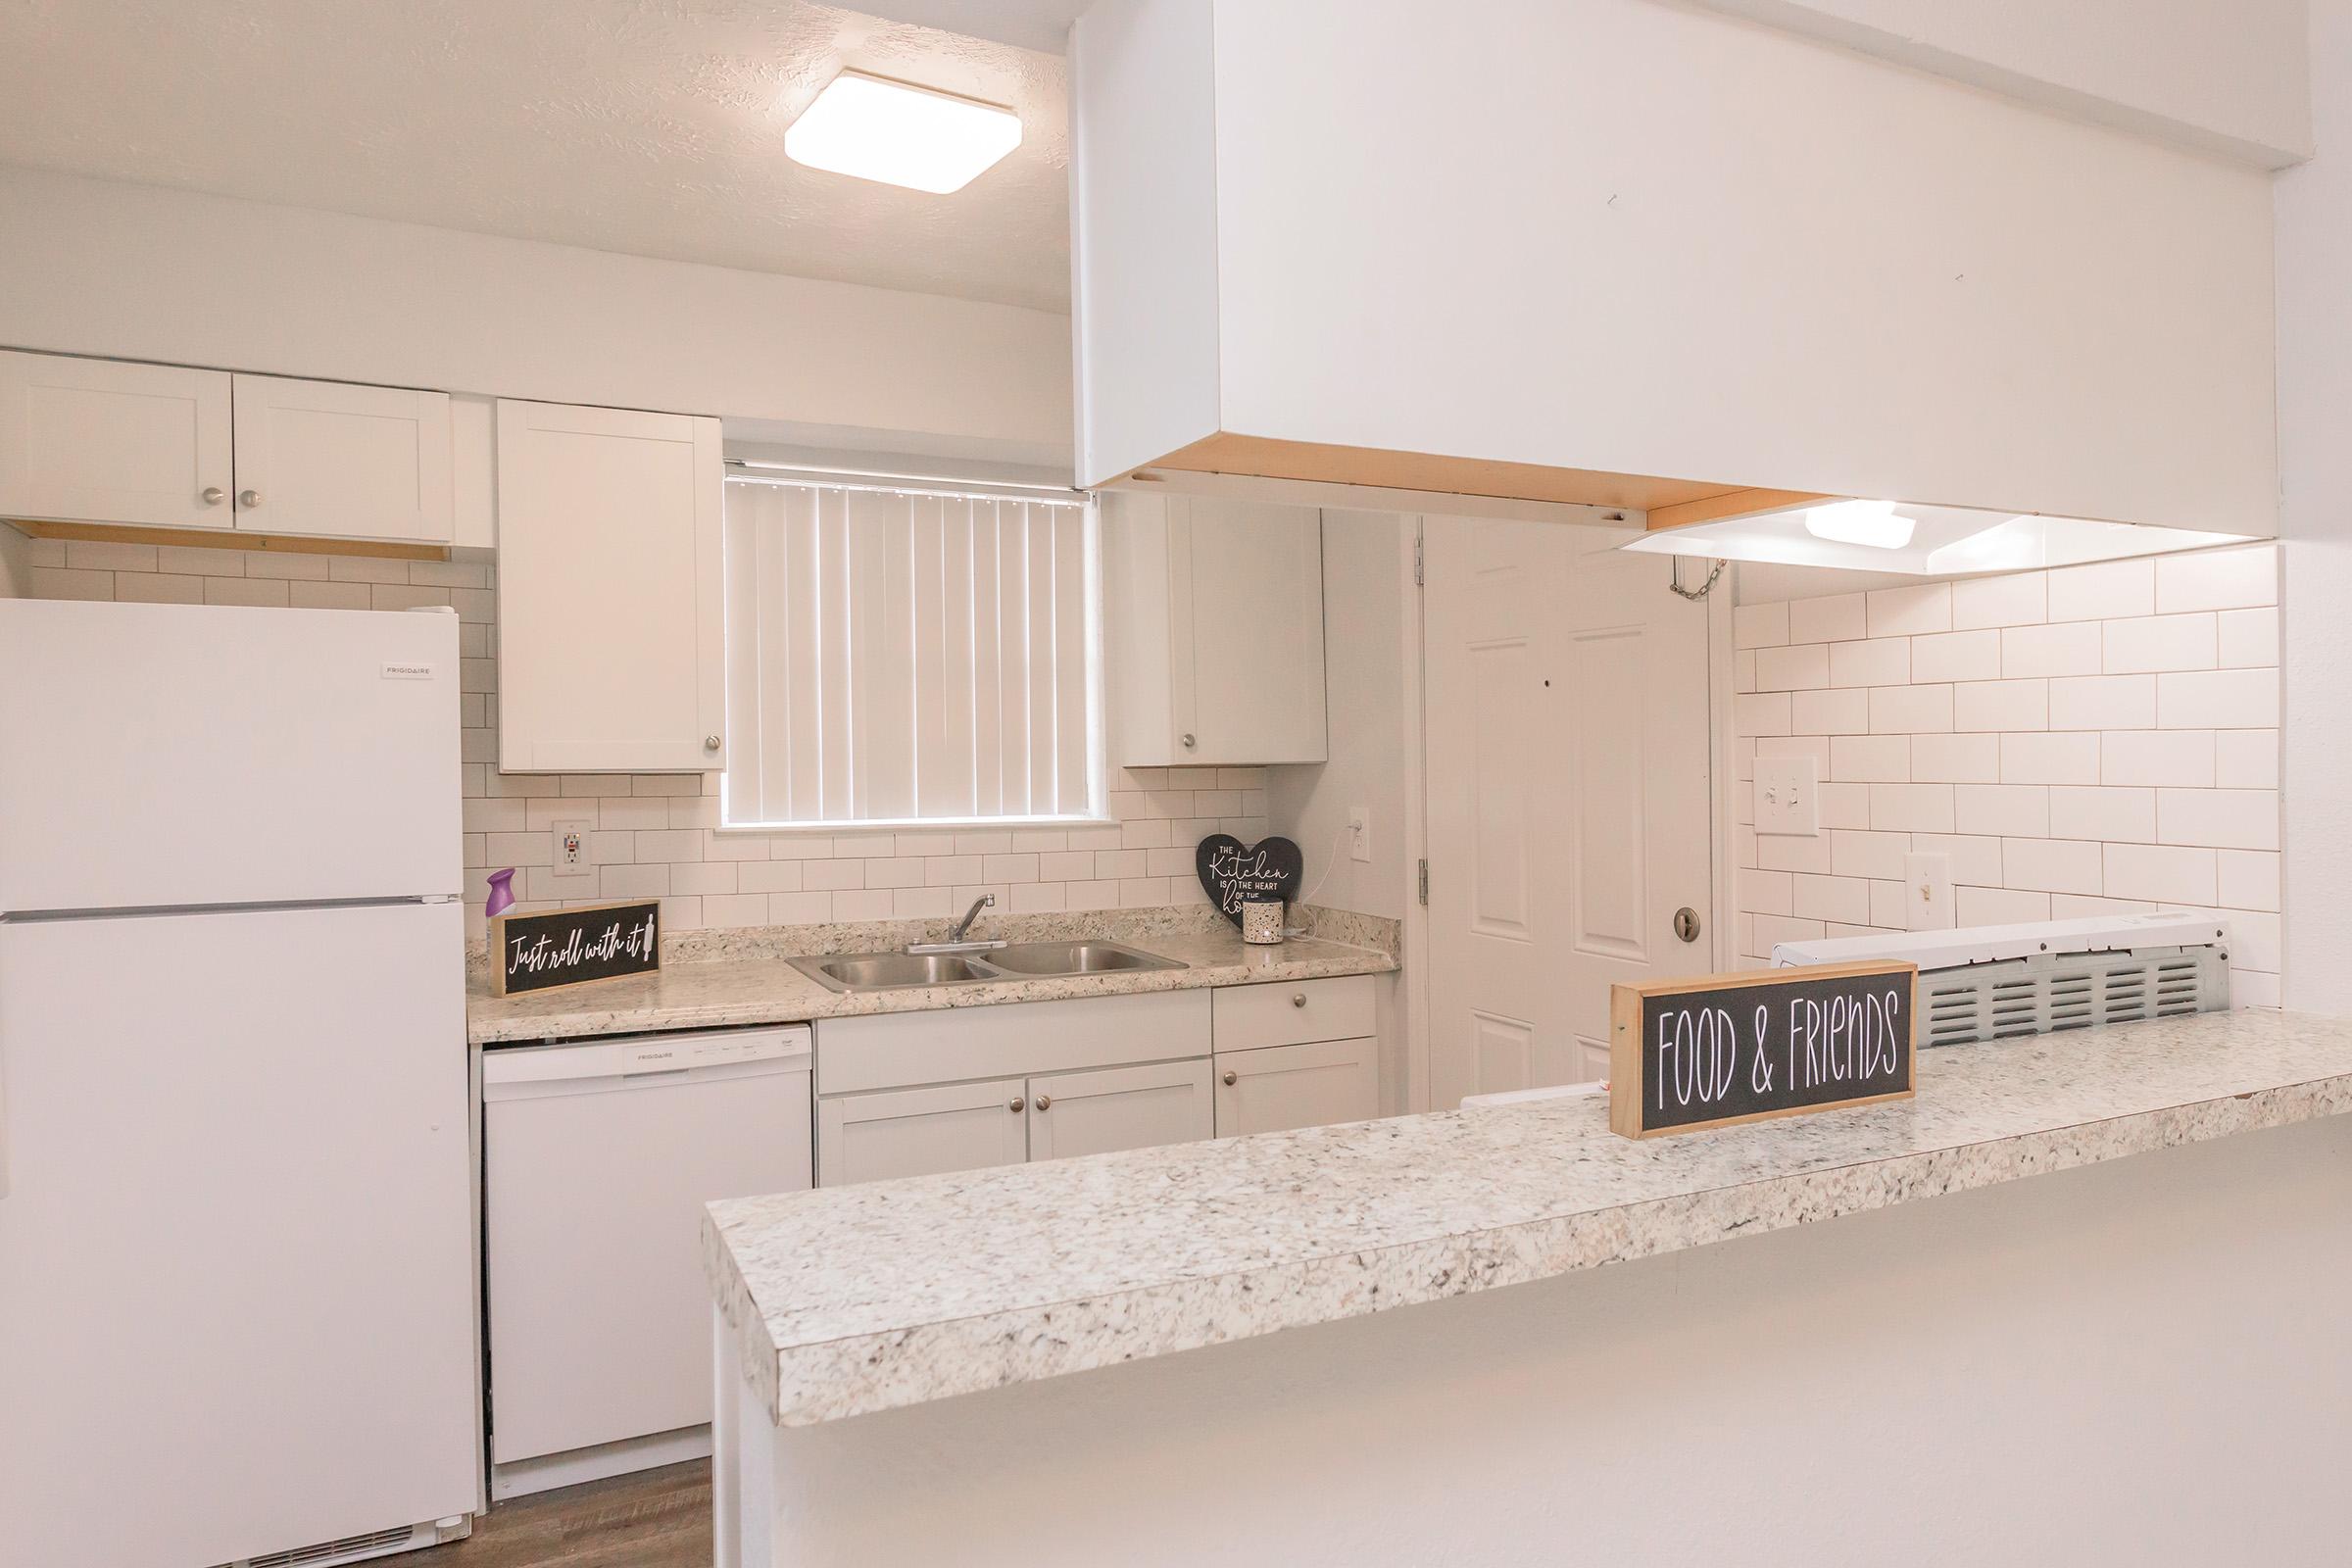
[620, 1031, 800, 1073]
[483, 1023, 812, 1088]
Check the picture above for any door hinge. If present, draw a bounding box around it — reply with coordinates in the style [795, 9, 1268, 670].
[1413, 536, 1425, 587]
[1417, 858, 1429, 906]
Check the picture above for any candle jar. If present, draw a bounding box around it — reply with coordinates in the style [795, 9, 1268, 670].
[1242, 894, 1286, 945]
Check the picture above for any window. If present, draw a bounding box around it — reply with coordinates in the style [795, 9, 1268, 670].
[720, 474, 1102, 828]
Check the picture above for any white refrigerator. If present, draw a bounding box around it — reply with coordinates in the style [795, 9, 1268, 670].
[0, 599, 481, 1568]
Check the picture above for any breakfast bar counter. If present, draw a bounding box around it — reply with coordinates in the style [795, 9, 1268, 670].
[704, 1008, 2352, 1565]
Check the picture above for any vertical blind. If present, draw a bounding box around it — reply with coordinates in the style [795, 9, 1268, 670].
[721, 478, 1102, 826]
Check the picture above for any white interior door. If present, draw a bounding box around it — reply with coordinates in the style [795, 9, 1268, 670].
[1422, 516, 1714, 1108]
[230, 373, 453, 542]
[0, 349, 233, 529]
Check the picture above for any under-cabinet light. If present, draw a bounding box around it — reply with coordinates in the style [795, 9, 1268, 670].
[1620, 498, 2253, 575]
[784, 71, 1021, 194]
[1803, 500, 1914, 550]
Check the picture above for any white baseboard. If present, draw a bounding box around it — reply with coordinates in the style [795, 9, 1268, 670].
[491, 1423, 712, 1500]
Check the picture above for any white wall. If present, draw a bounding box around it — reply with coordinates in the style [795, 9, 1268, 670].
[1732, 548, 2282, 1003]
[0, 168, 1074, 464]
[1694, 0, 2313, 167]
[2277, 0, 2352, 1014]
[1073, 0, 2279, 537]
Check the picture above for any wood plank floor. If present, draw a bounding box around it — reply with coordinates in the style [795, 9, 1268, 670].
[423, 1460, 710, 1568]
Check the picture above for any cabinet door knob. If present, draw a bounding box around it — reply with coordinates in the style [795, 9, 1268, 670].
[1008, 1096, 1025, 1113]
[704, 734, 723, 751]
[1180, 732, 1197, 750]
[200, 486, 225, 506]
[237, 488, 262, 508]
[1034, 1094, 1052, 1111]
[1291, 993, 1307, 1008]
[1221, 1070, 1238, 1087]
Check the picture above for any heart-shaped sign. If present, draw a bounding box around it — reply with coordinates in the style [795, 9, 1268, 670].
[1195, 834, 1303, 928]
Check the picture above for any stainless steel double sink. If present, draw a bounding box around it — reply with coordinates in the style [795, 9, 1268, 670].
[787, 939, 1185, 994]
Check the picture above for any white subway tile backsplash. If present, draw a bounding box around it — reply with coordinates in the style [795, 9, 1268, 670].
[205, 576, 290, 607]
[1735, 692, 1791, 737]
[1910, 833, 2004, 887]
[1830, 734, 1910, 783]
[1952, 679, 2047, 733]
[1789, 687, 1870, 735]
[2049, 786, 2155, 844]
[2045, 560, 2153, 622]
[1757, 833, 1833, 874]
[1957, 887, 2050, 924]
[1828, 829, 1910, 881]
[1908, 629, 2001, 684]
[2000, 621, 2102, 678]
[1791, 873, 1871, 925]
[1954, 784, 2049, 838]
[1868, 684, 1953, 734]
[1950, 571, 2047, 630]
[2218, 850, 2281, 912]
[2156, 788, 2278, 851]
[2000, 837, 2104, 896]
[1869, 783, 1954, 833]
[2102, 842, 2218, 905]
[2155, 546, 2277, 613]
[116, 572, 205, 604]
[2214, 730, 2279, 790]
[1999, 732, 2100, 785]
[2216, 608, 2279, 669]
[1908, 733, 1999, 784]
[1787, 592, 1868, 644]
[1744, 868, 1794, 917]
[2045, 674, 2155, 732]
[1866, 583, 1951, 637]
[1828, 637, 1910, 688]
[2102, 730, 2216, 788]
[2157, 668, 2279, 729]
[1753, 643, 1830, 691]
[2102, 612, 2217, 674]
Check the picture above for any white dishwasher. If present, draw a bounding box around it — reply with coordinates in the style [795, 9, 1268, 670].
[482, 1024, 811, 1496]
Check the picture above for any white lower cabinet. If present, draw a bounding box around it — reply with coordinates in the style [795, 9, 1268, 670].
[816, 1077, 1032, 1187]
[1027, 1059, 1214, 1161]
[1214, 1035, 1380, 1138]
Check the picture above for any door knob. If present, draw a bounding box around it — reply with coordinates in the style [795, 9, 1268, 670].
[1008, 1096, 1025, 1113]
[237, 488, 262, 508]
[1222, 1070, 1238, 1086]
[201, 486, 225, 506]
[1673, 906, 1702, 943]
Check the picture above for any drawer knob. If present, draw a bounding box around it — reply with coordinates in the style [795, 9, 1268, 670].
[1034, 1094, 1053, 1111]
[1222, 1070, 1238, 1086]
[1008, 1096, 1025, 1113]
[1291, 993, 1307, 1008]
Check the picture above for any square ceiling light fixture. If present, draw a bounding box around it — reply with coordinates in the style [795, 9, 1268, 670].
[784, 71, 1022, 194]
[1619, 497, 2255, 575]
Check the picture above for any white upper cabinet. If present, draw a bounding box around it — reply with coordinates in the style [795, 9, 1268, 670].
[229, 373, 452, 543]
[1102, 490, 1327, 767]
[0, 350, 234, 529]
[495, 399, 723, 774]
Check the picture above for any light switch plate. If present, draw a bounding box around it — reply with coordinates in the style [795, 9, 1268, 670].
[1903, 851, 1955, 931]
[551, 818, 595, 881]
[1753, 757, 1819, 836]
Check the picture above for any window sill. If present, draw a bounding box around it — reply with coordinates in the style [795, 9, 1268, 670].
[713, 815, 1119, 836]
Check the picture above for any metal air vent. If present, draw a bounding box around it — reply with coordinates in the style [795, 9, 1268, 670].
[214, 1522, 425, 1568]
[1916, 943, 2230, 1050]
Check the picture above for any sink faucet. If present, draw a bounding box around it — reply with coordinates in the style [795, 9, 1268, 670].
[906, 894, 1003, 956]
[949, 893, 995, 943]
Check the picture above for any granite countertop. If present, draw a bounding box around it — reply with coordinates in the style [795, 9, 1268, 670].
[704, 1007, 2352, 1428]
[467, 911, 1397, 1046]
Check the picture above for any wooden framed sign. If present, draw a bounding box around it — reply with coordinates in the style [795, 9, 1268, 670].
[1609, 960, 1917, 1139]
[490, 900, 661, 997]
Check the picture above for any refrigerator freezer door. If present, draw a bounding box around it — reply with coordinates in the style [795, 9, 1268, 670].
[0, 598, 462, 911]
[0, 901, 478, 1568]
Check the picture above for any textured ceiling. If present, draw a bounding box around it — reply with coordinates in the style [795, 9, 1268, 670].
[0, 0, 1073, 311]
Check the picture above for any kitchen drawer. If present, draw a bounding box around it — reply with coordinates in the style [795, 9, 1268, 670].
[1213, 1035, 1378, 1137]
[1210, 974, 1375, 1053]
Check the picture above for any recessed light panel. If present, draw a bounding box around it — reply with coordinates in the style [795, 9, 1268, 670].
[785, 71, 1021, 195]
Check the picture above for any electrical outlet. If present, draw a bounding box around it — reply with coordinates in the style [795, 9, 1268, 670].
[1904, 851, 1955, 931]
[551, 818, 594, 881]
[1348, 806, 1372, 862]
[1754, 757, 1819, 836]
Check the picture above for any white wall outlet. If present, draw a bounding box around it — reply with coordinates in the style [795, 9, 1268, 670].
[1903, 851, 1955, 931]
[1753, 757, 1819, 836]
[1348, 806, 1372, 862]
[551, 817, 595, 881]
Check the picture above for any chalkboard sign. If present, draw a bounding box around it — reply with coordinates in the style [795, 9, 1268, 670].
[1609, 960, 1917, 1139]
[1195, 834, 1303, 928]
[491, 900, 661, 997]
